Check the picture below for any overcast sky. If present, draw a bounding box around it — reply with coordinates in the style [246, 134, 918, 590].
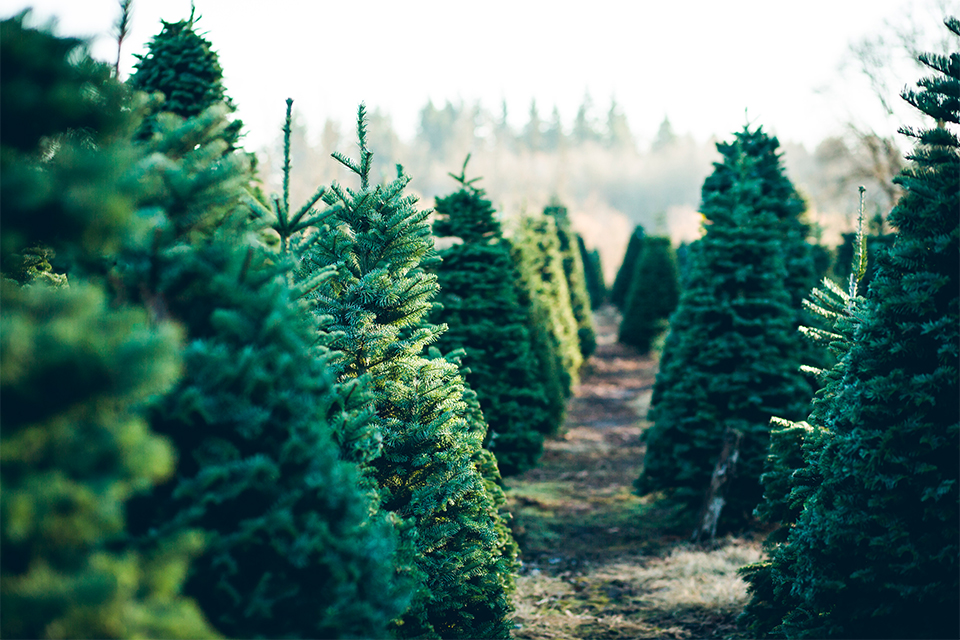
[2, 0, 947, 151]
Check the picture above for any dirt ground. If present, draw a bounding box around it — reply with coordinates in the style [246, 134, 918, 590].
[506, 306, 762, 640]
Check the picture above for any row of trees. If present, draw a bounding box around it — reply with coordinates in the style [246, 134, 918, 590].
[616, 16, 958, 638]
[1, 11, 599, 639]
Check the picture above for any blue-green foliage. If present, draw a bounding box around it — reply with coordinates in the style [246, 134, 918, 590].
[740, 19, 960, 638]
[0, 15, 216, 638]
[298, 106, 518, 639]
[577, 235, 607, 310]
[618, 236, 680, 354]
[610, 225, 645, 309]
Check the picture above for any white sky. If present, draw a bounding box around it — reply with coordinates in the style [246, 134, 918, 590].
[2, 0, 948, 151]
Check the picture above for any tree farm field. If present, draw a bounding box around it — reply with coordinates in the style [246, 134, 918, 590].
[506, 306, 764, 640]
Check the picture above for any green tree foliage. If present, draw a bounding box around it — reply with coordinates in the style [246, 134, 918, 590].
[545, 202, 597, 359]
[128, 11, 241, 146]
[121, 105, 412, 638]
[0, 16, 215, 638]
[636, 127, 812, 529]
[297, 107, 518, 639]
[610, 225, 645, 308]
[577, 235, 607, 309]
[618, 237, 680, 353]
[741, 20, 960, 638]
[511, 213, 584, 405]
[832, 229, 896, 293]
[429, 159, 552, 476]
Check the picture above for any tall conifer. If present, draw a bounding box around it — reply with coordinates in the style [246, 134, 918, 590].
[636, 127, 812, 529]
[741, 20, 959, 638]
[545, 202, 597, 359]
[618, 236, 680, 353]
[297, 106, 517, 639]
[610, 225, 645, 309]
[577, 235, 607, 309]
[430, 159, 551, 476]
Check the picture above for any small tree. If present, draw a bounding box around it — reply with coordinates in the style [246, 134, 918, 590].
[545, 202, 597, 359]
[297, 107, 518, 639]
[618, 236, 679, 353]
[636, 127, 812, 530]
[577, 235, 607, 309]
[430, 158, 552, 476]
[610, 225, 645, 308]
[1, 16, 215, 638]
[741, 19, 960, 638]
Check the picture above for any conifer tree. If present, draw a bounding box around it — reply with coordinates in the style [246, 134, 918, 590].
[1, 16, 215, 638]
[120, 105, 413, 639]
[297, 106, 517, 639]
[545, 202, 597, 359]
[128, 10, 242, 146]
[618, 236, 679, 353]
[741, 20, 959, 638]
[429, 158, 552, 476]
[511, 213, 584, 398]
[577, 235, 607, 309]
[610, 225, 645, 308]
[636, 128, 812, 529]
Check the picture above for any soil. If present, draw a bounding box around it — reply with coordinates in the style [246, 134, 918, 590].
[506, 306, 762, 640]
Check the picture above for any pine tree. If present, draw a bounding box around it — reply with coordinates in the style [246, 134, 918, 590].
[741, 19, 960, 638]
[1, 16, 215, 638]
[128, 10, 242, 146]
[120, 105, 413, 638]
[577, 235, 607, 309]
[429, 158, 551, 476]
[618, 236, 680, 354]
[297, 106, 517, 639]
[636, 128, 812, 529]
[545, 201, 597, 359]
[610, 225, 645, 308]
[511, 212, 584, 398]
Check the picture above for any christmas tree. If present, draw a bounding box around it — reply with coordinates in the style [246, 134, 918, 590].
[577, 234, 607, 309]
[1, 15, 215, 638]
[545, 202, 597, 359]
[636, 126, 812, 529]
[430, 158, 552, 476]
[618, 236, 680, 353]
[297, 106, 517, 638]
[741, 19, 959, 638]
[610, 225, 645, 309]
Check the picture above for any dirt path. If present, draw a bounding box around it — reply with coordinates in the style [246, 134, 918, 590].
[506, 306, 761, 640]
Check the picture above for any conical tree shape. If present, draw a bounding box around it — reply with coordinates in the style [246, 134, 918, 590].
[128, 12, 241, 146]
[610, 225, 645, 308]
[545, 202, 597, 359]
[742, 20, 960, 639]
[0, 16, 215, 638]
[430, 160, 551, 476]
[637, 129, 812, 529]
[298, 107, 517, 639]
[618, 236, 680, 353]
[121, 106, 413, 638]
[577, 235, 607, 309]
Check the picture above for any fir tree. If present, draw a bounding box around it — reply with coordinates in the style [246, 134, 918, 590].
[121, 105, 413, 639]
[128, 10, 242, 146]
[636, 128, 812, 529]
[0, 16, 215, 638]
[545, 201, 597, 359]
[577, 234, 607, 309]
[610, 225, 645, 309]
[429, 158, 552, 476]
[618, 236, 680, 354]
[511, 212, 584, 398]
[741, 19, 960, 638]
[297, 106, 518, 639]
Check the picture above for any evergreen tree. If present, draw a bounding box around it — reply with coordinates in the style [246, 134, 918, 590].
[511, 212, 584, 398]
[297, 106, 517, 639]
[545, 201, 597, 359]
[429, 158, 552, 476]
[128, 10, 242, 147]
[832, 229, 896, 293]
[618, 236, 679, 354]
[121, 105, 413, 638]
[636, 128, 812, 529]
[610, 225, 645, 309]
[0, 16, 215, 638]
[577, 234, 607, 309]
[741, 20, 959, 638]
